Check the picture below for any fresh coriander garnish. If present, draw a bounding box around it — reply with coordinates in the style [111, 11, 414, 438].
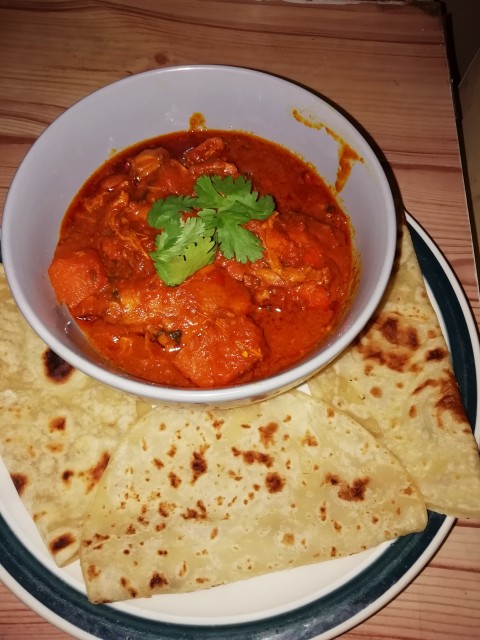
[147, 175, 275, 286]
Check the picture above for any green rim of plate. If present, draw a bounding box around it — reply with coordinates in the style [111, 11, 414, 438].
[0, 217, 477, 639]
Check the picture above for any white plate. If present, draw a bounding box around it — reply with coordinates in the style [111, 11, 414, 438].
[0, 214, 478, 639]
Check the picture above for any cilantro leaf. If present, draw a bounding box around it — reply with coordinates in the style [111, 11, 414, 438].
[151, 216, 208, 259]
[194, 175, 275, 220]
[151, 232, 216, 286]
[216, 221, 265, 263]
[147, 195, 196, 229]
[147, 173, 276, 286]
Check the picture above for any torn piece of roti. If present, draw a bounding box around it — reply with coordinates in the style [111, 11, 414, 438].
[80, 390, 426, 603]
[0, 266, 145, 566]
[309, 223, 480, 518]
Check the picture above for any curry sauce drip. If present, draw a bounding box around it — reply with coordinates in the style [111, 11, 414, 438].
[48, 130, 357, 388]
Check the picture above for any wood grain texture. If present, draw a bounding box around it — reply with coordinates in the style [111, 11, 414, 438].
[1, 1, 479, 639]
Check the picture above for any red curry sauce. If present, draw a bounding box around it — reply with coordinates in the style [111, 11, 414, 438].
[48, 131, 356, 388]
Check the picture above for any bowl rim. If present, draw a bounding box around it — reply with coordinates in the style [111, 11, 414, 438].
[2, 64, 397, 405]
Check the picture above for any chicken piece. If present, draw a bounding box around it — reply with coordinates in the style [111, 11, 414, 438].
[183, 137, 239, 180]
[188, 160, 239, 180]
[147, 160, 194, 198]
[95, 265, 252, 332]
[48, 249, 108, 309]
[183, 137, 226, 165]
[173, 315, 265, 387]
[219, 213, 332, 310]
[182, 265, 252, 317]
[100, 275, 198, 330]
[129, 147, 170, 181]
[128, 147, 194, 197]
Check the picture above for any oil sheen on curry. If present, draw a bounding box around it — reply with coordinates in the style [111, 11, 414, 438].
[48, 131, 357, 388]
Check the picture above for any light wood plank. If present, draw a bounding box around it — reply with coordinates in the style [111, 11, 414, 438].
[0, 1, 478, 639]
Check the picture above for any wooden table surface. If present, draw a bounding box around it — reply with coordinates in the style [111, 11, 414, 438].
[1, 1, 479, 639]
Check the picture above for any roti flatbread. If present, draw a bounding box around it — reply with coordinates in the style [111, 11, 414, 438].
[80, 390, 426, 603]
[308, 223, 480, 518]
[0, 267, 146, 566]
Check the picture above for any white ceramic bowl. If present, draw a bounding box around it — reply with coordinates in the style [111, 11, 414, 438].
[2, 65, 397, 406]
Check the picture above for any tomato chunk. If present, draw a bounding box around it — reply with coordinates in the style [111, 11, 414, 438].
[48, 249, 108, 309]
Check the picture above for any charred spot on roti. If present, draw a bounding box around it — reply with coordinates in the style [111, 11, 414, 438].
[282, 533, 295, 545]
[302, 431, 318, 447]
[357, 314, 421, 372]
[167, 444, 177, 457]
[149, 571, 169, 589]
[125, 524, 136, 534]
[11, 472, 27, 495]
[50, 532, 76, 554]
[94, 533, 110, 542]
[43, 348, 74, 382]
[49, 416, 66, 432]
[120, 576, 138, 598]
[62, 469, 74, 484]
[84, 452, 110, 492]
[357, 341, 409, 372]
[319, 503, 327, 521]
[182, 500, 208, 520]
[327, 406, 335, 418]
[333, 520, 342, 532]
[265, 471, 285, 493]
[330, 546, 337, 557]
[370, 386, 382, 398]
[364, 364, 373, 376]
[86, 564, 101, 580]
[409, 405, 417, 418]
[168, 471, 182, 488]
[152, 457, 164, 470]
[47, 442, 64, 454]
[325, 473, 340, 485]
[413, 378, 437, 395]
[231, 446, 274, 467]
[208, 415, 224, 430]
[137, 504, 150, 527]
[158, 501, 176, 517]
[379, 315, 419, 350]
[435, 374, 467, 424]
[426, 347, 448, 361]
[325, 473, 369, 501]
[191, 446, 208, 483]
[259, 421, 278, 447]
[338, 477, 369, 501]
[435, 392, 465, 424]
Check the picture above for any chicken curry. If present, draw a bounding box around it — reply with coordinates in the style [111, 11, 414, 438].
[48, 131, 356, 388]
